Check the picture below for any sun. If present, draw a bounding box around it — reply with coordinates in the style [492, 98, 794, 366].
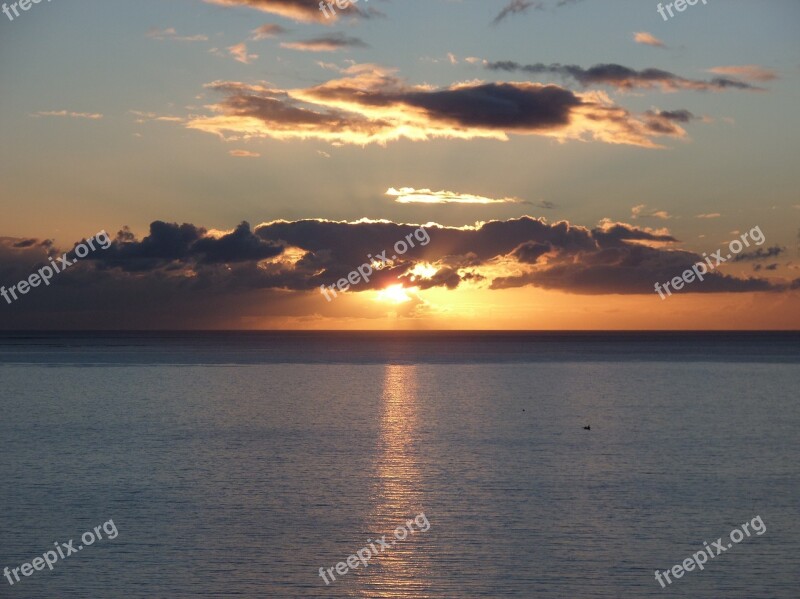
[376, 284, 414, 304]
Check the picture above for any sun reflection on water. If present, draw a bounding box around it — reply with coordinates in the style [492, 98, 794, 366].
[356, 365, 431, 598]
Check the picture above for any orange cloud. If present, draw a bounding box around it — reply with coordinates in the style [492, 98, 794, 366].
[203, 0, 362, 23]
[707, 65, 778, 82]
[632, 204, 673, 220]
[185, 65, 691, 148]
[634, 31, 666, 48]
[229, 149, 261, 157]
[228, 43, 258, 64]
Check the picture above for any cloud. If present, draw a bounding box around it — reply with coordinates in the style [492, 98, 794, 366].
[1, 216, 795, 328]
[708, 65, 778, 82]
[493, 1, 542, 25]
[281, 34, 367, 52]
[146, 27, 209, 42]
[129, 111, 185, 124]
[229, 149, 261, 157]
[511, 241, 553, 263]
[86, 221, 283, 271]
[490, 219, 786, 295]
[228, 43, 258, 64]
[203, 0, 368, 23]
[185, 65, 693, 147]
[485, 61, 765, 92]
[730, 245, 785, 262]
[639, 109, 698, 135]
[695, 213, 721, 219]
[634, 32, 666, 48]
[30, 111, 103, 120]
[631, 204, 672, 220]
[251, 23, 289, 39]
[754, 263, 780, 272]
[386, 187, 522, 204]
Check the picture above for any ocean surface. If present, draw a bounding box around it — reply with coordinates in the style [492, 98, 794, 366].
[0, 332, 798, 598]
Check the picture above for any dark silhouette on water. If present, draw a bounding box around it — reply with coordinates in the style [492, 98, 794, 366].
[583, 425, 591, 430]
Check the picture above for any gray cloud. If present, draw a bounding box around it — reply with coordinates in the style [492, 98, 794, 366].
[731, 245, 784, 262]
[486, 61, 763, 92]
[1, 217, 794, 329]
[281, 33, 368, 52]
[493, 1, 543, 25]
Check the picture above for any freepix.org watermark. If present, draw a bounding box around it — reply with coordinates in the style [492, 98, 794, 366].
[3, 519, 119, 586]
[655, 515, 765, 588]
[2, 0, 52, 23]
[656, 0, 708, 22]
[654, 225, 765, 300]
[318, 512, 430, 585]
[1, 229, 111, 306]
[319, 226, 431, 302]
[318, 0, 366, 19]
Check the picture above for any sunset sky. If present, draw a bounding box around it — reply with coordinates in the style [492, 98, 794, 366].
[1, 0, 799, 329]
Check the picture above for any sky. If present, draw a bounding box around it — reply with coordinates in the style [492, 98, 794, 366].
[0, 0, 799, 329]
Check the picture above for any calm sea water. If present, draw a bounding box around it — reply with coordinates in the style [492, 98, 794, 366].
[0, 332, 798, 598]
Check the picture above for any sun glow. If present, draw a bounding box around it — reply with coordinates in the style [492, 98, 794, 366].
[408, 262, 438, 281]
[376, 284, 414, 304]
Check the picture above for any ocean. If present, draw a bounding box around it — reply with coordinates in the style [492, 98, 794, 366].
[0, 332, 798, 598]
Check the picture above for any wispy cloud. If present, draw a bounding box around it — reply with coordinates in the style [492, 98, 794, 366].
[203, 0, 370, 24]
[493, 1, 542, 25]
[130, 111, 185, 123]
[730, 245, 784, 262]
[30, 110, 103, 120]
[251, 23, 289, 39]
[146, 27, 208, 42]
[387, 187, 523, 204]
[228, 42, 258, 63]
[695, 213, 721, 219]
[707, 65, 778, 82]
[281, 34, 367, 52]
[486, 61, 765, 92]
[634, 31, 666, 48]
[632, 204, 672, 220]
[229, 149, 261, 157]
